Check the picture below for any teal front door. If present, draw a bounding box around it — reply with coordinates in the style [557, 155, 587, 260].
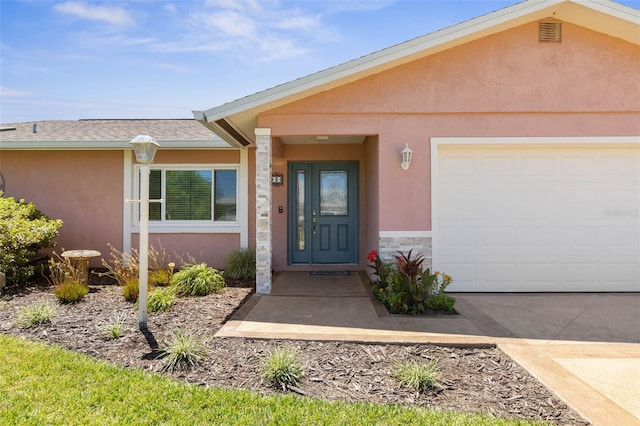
[288, 162, 358, 264]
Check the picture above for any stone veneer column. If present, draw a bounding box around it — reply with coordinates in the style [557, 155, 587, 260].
[255, 128, 272, 294]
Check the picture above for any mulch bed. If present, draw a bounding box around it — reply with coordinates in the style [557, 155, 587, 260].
[0, 274, 589, 425]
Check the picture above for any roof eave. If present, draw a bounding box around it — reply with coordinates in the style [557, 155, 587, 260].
[0, 139, 234, 150]
[193, 111, 254, 148]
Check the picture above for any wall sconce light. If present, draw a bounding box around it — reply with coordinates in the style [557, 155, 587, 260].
[401, 144, 413, 170]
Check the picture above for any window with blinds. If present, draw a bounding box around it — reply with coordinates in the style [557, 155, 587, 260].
[143, 167, 237, 223]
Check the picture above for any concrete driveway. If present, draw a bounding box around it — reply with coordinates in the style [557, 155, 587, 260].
[218, 272, 640, 425]
[455, 293, 640, 426]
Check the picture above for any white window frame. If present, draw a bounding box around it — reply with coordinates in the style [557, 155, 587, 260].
[132, 163, 241, 234]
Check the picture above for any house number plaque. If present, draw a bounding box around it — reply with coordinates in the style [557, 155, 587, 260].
[272, 173, 283, 186]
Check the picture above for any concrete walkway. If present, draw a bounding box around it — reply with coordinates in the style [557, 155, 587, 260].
[217, 272, 640, 426]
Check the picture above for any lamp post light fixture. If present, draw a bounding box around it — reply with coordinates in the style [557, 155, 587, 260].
[401, 144, 413, 171]
[129, 135, 160, 330]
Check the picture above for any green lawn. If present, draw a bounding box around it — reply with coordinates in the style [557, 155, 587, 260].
[0, 334, 542, 425]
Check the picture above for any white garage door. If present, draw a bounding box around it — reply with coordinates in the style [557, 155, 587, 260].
[435, 145, 639, 292]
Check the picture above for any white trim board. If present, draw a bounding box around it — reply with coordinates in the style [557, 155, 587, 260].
[379, 231, 432, 238]
[431, 136, 640, 147]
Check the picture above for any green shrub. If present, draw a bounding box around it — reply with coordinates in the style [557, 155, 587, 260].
[224, 248, 256, 280]
[0, 195, 63, 285]
[53, 280, 89, 303]
[148, 287, 177, 313]
[96, 312, 128, 339]
[170, 263, 225, 296]
[395, 359, 444, 393]
[159, 330, 209, 372]
[16, 300, 59, 328]
[260, 347, 303, 390]
[368, 249, 455, 315]
[425, 293, 456, 312]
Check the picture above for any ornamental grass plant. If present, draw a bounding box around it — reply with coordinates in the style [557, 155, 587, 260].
[260, 346, 303, 390]
[48, 253, 89, 303]
[223, 248, 256, 280]
[101, 244, 139, 287]
[16, 300, 59, 328]
[96, 312, 128, 339]
[147, 287, 177, 313]
[159, 330, 209, 372]
[170, 263, 225, 296]
[395, 359, 445, 393]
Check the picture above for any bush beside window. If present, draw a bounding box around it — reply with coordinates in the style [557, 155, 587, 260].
[0, 194, 63, 285]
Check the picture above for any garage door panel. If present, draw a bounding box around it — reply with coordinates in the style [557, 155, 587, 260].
[479, 188, 516, 216]
[521, 263, 560, 283]
[482, 227, 517, 247]
[561, 155, 597, 176]
[517, 189, 556, 218]
[563, 263, 598, 283]
[441, 227, 476, 251]
[522, 156, 557, 175]
[478, 156, 517, 175]
[560, 226, 598, 246]
[602, 154, 638, 175]
[598, 263, 639, 286]
[599, 227, 639, 246]
[440, 187, 476, 217]
[519, 227, 557, 247]
[483, 262, 518, 283]
[440, 156, 476, 176]
[439, 261, 477, 284]
[436, 145, 640, 292]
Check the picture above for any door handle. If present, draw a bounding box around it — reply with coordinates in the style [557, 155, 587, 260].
[312, 217, 317, 234]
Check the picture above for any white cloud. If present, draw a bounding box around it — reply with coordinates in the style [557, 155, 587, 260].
[53, 2, 135, 26]
[204, 0, 263, 13]
[152, 62, 191, 72]
[200, 10, 256, 38]
[164, 3, 177, 14]
[0, 86, 33, 97]
[190, 1, 335, 62]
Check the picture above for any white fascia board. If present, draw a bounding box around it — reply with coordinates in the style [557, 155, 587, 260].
[0, 140, 233, 150]
[199, 0, 564, 122]
[574, 0, 640, 21]
[432, 136, 640, 146]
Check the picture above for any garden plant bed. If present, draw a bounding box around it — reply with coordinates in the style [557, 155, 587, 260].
[0, 276, 588, 425]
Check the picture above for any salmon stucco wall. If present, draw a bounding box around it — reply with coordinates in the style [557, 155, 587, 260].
[1, 150, 124, 265]
[260, 21, 640, 233]
[130, 234, 239, 270]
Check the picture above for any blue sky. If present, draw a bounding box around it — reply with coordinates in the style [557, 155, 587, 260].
[1, 0, 639, 124]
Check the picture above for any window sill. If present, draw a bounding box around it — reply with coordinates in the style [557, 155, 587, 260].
[131, 224, 241, 234]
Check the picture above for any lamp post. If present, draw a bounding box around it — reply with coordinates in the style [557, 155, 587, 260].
[130, 135, 160, 330]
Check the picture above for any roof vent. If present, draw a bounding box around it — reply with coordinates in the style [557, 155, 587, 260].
[539, 19, 562, 43]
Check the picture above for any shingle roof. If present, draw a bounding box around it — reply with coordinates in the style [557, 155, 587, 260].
[0, 119, 221, 142]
